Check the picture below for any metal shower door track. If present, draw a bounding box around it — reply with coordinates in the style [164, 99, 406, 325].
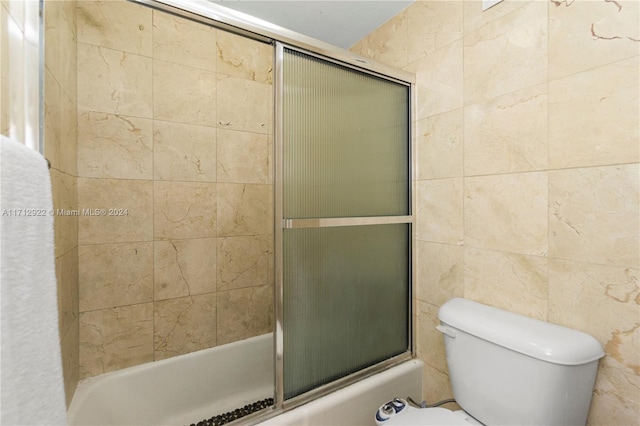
[129, 0, 415, 85]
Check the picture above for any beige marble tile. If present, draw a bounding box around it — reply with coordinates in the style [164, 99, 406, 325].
[549, 259, 638, 362]
[60, 319, 79, 408]
[217, 183, 271, 237]
[154, 293, 217, 360]
[548, 259, 639, 426]
[217, 235, 270, 292]
[356, 9, 408, 68]
[78, 111, 153, 180]
[154, 181, 217, 240]
[50, 169, 77, 259]
[217, 129, 270, 184]
[464, 247, 548, 320]
[44, 0, 77, 173]
[349, 37, 367, 58]
[62, 0, 77, 39]
[421, 363, 457, 409]
[216, 75, 272, 134]
[61, 0, 77, 101]
[589, 355, 640, 426]
[464, 84, 548, 176]
[407, 1, 463, 63]
[464, 0, 532, 34]
[417, 300, 449, 374]
[153, 10, 216, 72]
[549, 0, 640, 80]
[153, 59, 216, 127]
[153, 120, 216, 182]
[79, 242, 153, 312]
[416, 108, 463, 180]
[216, 29, 272, 83]
[464, 172, 548, 256]
[549, 58, 639, 169]
[464, 1, 547, 105]
[44, 0, 77, 103]
[77, 0, 152, 56]
[78, 178, 153, 244]
[549, 164, 640, 268]
[58, 92, 77, 176]
[416, 241, 463, 306]
[55, 246, 78, 340]
[77, 42, 152, 118]
[406, 39, 463, 119]
[416, 178, 463, 245]
[79, 303, 153, 378]
[217, 285, 273, 345]
[44, 67, 78, 176]
[43, 66, 61, 170]
[154, 238, 217, 300]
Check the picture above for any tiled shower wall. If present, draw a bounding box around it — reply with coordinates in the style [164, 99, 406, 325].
[43, 0, 79, 406]
[75, 0, 273, 378]
[353, 1, 639, 424]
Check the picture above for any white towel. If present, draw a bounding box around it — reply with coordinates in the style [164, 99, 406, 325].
[0, 136, 67, 425]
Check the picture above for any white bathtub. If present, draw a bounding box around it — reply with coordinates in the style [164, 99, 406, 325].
[68, 332, 423, 426]
[260, 359, 423, 426]
[67, 333, 274, 426]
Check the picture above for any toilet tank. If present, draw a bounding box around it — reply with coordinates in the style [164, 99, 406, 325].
[437, 298, 604, 426]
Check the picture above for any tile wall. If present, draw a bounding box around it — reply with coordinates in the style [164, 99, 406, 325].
[14, 0, 83, 407]
[352, 1, 639, 424]
[44, 0, 79, 405]
[75, 0, 273, 378]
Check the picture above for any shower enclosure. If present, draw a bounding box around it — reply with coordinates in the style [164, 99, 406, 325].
[71, 0, 414, 422]
[278, 46, 412, 405]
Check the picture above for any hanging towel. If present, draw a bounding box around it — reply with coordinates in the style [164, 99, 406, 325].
[0, 136, 67, 425]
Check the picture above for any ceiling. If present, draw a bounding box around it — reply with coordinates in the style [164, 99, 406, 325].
[207, 1, 414, 49]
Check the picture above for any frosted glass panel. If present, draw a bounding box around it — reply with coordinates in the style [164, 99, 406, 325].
[283, 49, 410, 219]
[283, 225, 409, 399]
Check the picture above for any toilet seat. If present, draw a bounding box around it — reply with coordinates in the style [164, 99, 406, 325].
[383, 407, 473, 425]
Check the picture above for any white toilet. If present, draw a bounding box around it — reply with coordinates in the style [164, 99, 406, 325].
[376, 298, 605, 426]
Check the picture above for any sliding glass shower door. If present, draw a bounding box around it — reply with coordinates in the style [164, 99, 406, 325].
[277, 46, 412, 402]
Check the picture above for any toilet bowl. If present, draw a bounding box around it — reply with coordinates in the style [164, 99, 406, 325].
[374, 298, 605, 426]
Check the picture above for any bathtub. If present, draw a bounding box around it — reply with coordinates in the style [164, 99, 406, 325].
[68, 332, 423, 426]
[260, 359, 423, 426]
[67, 333, 274, 426]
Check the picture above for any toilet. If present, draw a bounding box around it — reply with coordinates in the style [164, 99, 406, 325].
[376, 298, 605, 425]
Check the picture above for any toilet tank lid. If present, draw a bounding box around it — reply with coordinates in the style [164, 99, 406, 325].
[438, 298, 605, 366]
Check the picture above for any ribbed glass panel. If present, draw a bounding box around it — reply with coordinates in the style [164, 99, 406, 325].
[283, 224, 409, 399]
[283, 49, 410, 219]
